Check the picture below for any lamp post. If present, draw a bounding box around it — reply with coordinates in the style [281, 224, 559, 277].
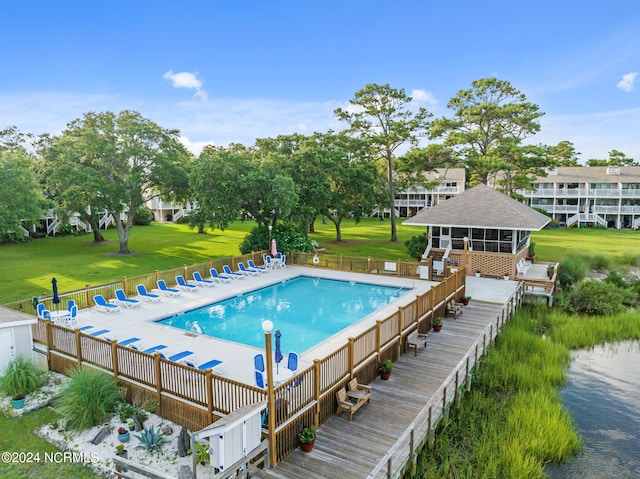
[268, 225, 273, 252]
[262, 319, 277, 466]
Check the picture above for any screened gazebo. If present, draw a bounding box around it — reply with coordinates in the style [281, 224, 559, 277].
[403, 184, 550, 278]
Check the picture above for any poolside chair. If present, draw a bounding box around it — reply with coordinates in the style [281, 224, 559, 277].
[238, 262, 258, 276]
[136, 284, 161, 302]
[89, 329, 111, 337]
[143, 344, 168, 354]
[156, 280, 181, 297]
[209, 268, 232, 283]
[446, 300, 463, 320]
[181, 358, 225, 374]
[117, 337, 141, 347]
[222, 264, 244, 280]
[62, 305, 80, 328]
[67, 299, 76, 312]
[167, 350, 194, 362]
[42, 309, 52, 320]
[93, 294, 121, 314]
[287, 352, 298, 372]
[36, 303, 47, 319]
[247, 259, 267, 273]
[263, 254, 274, 270]
[175, 275, 198, 292]
[280, 255, 287, 269]
[192, 271, 215, 287]
[114, 289, 141, 308]
[254, 353, 265, 373]
[405, 329, 428, 356]
[255, 370, 266, 388]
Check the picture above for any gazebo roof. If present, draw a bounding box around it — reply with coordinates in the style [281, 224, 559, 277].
[403, 183, 550, 231]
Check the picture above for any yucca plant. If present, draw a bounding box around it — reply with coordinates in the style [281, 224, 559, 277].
[0, 357, 45, 400]
[135, 425, 166, 452]
[58, 367, 123, 430]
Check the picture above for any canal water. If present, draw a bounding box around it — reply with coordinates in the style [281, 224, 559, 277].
[545, 340, 640, 478]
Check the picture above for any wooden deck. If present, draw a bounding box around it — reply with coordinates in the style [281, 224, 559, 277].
[254, 298, 513, 479]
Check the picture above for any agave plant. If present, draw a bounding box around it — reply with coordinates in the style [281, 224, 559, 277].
[135, 425, 166, 452]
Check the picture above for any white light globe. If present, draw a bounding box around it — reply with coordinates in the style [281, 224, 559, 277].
[262, 320, 274, 333]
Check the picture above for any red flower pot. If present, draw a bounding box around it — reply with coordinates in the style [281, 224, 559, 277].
[433, 324, 443, 332]
[379, 371, 391, 380]
[300, 439, 315, 452]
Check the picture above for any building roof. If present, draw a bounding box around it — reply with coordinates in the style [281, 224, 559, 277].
[532, 166, 640, 183]
[403, 183, 550, 230]
[0, 306, 37, 328]
[424, 167, 466, 182]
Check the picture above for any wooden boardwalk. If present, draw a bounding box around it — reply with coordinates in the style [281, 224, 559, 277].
[254, 298, 513, 479]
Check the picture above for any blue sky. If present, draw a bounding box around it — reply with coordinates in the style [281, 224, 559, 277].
[2, 1, 639, 161]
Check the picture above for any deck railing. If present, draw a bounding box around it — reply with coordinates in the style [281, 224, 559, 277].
[4, 250, 466, 467]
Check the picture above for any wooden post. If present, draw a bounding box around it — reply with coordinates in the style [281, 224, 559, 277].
[206, 369, 214, 420]
[409, 429, 416, 475]
[347, 338, 355, 377]
[367, 256, 371, 274]
[154, 352, 163, 414]
[455, 371, 460, 407]
[45, 320, 53, 368]
[75, 328, 82, 364]
[313, 359, 321, 428]
[111, 339, 119, 378]
[442, 386, 448, 422]
[85, 284, 91, 310]
[386, 457, 392, 479]
[397, 306, 404, 358]
[183, 264, 188, 277]
[375, 320, 382, 360]
[339, 255, 343, 271]
[396, 259, 400, 277]
[122, 276, 128, 294]
[264, 329, 277, 467]
[427, 406, 434, 449]
[466, 356, 472, 392]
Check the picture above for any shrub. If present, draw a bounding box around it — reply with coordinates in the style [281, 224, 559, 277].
[58, 367, 123, 430]
[239, 223, 313, 255]
[0, 357, 46, 399]
[558, 255, 590, 287]
[134, 207, 153, 226]
[142, 398, 159, 413]
[567, 280, 631, 315]
[405, 234, 428, 261]
[588, 254, 614, 272]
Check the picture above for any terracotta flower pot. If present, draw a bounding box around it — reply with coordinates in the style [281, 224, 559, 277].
[379, 371, 391, 380]
[300, 439, 315, 452]
[433, 324, 443, 332]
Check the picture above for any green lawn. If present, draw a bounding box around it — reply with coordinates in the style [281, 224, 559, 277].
[1, 219, 639, 305]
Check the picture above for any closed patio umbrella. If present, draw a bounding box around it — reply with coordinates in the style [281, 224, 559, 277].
[52, 277, 60, 311]
[275, 329, 283, 374]
[271, 239, 277, 257]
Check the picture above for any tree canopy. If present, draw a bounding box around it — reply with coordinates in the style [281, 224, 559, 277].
[430, 78, 547, 190]
[335, 83, 432, 241]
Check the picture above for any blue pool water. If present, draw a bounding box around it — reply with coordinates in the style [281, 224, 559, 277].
[157, 276, 410, 352]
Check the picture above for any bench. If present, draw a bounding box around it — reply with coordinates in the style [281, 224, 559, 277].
[405, 329, 428, 356]
[336, 385, 370, 421]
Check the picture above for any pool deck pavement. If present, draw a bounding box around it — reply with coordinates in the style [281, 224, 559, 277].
[55, 266, 437, 386]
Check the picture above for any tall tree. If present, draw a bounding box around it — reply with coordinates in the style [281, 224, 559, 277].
[335, 84, 432, 242]
[430, 78, 546, 186]
[0, 149, 45, 238]
[547, 140, 581, 167]
[586, 149, 638, 167]
[41, 111, 190, 253]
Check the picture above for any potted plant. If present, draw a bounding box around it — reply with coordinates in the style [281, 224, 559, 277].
[298, 425, 316, 452]
[547, 265, 555, 279]
[503, 272, 510, 281]
[128, 420, 135, 431]
[117, 426, 130, 443]
[378, 359, 393, 380]
[433, 317, 443, 332]
[0, 357, 44, 409]
[115, 444, 127, 459]
[475, 270, 481, 278]
[189, 442, 210, 465]
[462, 295, 471, 306]
[527, 242, 536, 261]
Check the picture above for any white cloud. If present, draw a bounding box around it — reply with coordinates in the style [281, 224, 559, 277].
[411, 89, 438, 105]
[163, 70, 208, 100]
[178, 136, 215, 156]
[616, 72, 638, 92]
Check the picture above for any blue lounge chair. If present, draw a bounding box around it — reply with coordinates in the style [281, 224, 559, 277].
[93, 295, 121, 314]
[263, 255, 274, 270]
[118, 337, 141, 347]
[255, 370, 266, 388]
[287, 352, 298, 372]
[181, 358, 224, 372]
[136, 284, 161, 302]
[209, 268, 231, 283]
[156, 280, 181, 297]
[79, 325, 94, 331]
[36, 303, 47, 319]
[67, 299, 76, 311]
[222, 265, 244, 280]
[192, 271, 215, 287]
[89, 329, 110, 337]
[254, 353, 265, 372]
[238, 262, 258, 276]
[114, 289, 141, 308]
[144, 344, 168, 354]
[247, 259, 267, 273]
[175, 275, 198, 292]
[168, 350, 194, 362]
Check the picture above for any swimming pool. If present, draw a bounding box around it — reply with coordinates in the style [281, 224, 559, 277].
[157, 276, 410, 353]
